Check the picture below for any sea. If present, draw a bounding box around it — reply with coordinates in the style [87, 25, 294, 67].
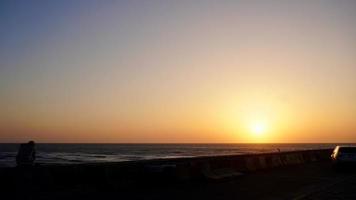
[0, 143, 343, 167]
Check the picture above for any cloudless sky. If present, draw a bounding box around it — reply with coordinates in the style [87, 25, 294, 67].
[1, 0, 356, 143]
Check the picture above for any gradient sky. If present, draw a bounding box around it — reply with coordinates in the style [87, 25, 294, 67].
[1, 0, 356, 143]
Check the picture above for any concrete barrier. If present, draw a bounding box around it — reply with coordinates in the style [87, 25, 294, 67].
[0, 149, 333, 184]
[168, 149, 332, 180]
[267, 155, 283, 168]
[245, 157, 259, 171]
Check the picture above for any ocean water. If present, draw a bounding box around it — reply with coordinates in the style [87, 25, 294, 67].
[0, 143, 340, 167]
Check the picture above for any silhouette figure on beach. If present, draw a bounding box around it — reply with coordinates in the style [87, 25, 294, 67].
[16, 141, 36, 167]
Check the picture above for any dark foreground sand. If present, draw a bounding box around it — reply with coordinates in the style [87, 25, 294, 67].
[3, 161, 356, 200]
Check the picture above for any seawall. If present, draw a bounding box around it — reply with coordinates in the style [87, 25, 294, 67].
[0, 149, 333, 186]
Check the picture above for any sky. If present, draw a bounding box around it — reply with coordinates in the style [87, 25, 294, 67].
[1, 0, 356, 143]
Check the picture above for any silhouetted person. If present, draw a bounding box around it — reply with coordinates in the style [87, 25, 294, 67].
[16, 141, 36, 167]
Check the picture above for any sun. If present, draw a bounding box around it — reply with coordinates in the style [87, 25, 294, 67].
[250, 121, 267, 136]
